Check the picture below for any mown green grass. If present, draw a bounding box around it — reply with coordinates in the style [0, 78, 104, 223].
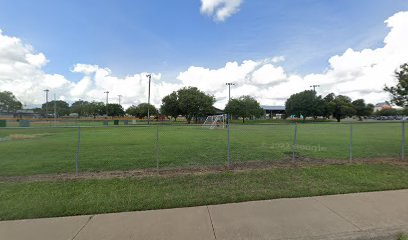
[0, 123, 406, 176]
[1, 163, 408, 220]
[400, 234, 408, 240]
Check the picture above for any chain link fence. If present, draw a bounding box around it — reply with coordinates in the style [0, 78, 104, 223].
[0, 121, 406, 177]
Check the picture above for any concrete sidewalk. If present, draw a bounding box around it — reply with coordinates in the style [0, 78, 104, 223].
[1, 190, 408, 240]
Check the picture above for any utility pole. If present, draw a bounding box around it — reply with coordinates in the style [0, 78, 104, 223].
[44, 89, 49, 119]
[104, 91, 109, 117]
[310, 85, 320, 93]
[146, 74, 152, 125]
[118, 95, 122, 105]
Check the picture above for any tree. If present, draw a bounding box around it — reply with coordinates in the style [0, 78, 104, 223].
[384, 63, 408, 107]
[42, 100, 70, 117]
[375, 108, 398, 116]
[70, 100, 90, 117]
[322, 93, 335, 119]
[87, 101, 105, 117]
[107, 103, 125, 117]
[160, 92, 180, 121]
[351, 99, 374, 121]
[225, 96, 264, 123]
[126, 103, 158, 119]
[0, 91, 22, 113]
[329, 95, 356, 122]
[285, 90, 323, 120]
[398, 108, 408, 116]
[177, 87, 215, 124]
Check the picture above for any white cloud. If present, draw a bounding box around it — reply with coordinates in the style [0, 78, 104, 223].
[1, 11, 408, 110]
[0, 30, 72, 106]
[0, 30, 177, 108]
[200, 0, 243, 22]
[177, 11, 408, 107]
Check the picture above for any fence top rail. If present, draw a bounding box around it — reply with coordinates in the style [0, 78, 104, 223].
[1, 119, 407, 129]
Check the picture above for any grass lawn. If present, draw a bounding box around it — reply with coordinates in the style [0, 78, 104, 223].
[0, 122, 406, 176]
[400, 234, 408, 240]
[1, 163, 408, 220]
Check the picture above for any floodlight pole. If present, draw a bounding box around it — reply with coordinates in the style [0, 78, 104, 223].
[44, 89, 49, 119]
[146, 74, 152, 125]
[226, 83, 235, 167]
[226, 83, 235, 123]
[54, 94, 57, 126]
[104, 91, 109, 117]
[118, 95, 122, 105]
[78, 99, 82, 118]
[310, 85, 320, 93]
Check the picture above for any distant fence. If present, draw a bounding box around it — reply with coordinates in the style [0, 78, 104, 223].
[0, 121, 406, 177]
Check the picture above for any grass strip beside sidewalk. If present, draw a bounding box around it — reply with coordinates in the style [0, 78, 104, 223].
[1, 163, 408, 221]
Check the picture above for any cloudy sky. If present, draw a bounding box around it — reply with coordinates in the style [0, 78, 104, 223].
[0, 0, 408, 109]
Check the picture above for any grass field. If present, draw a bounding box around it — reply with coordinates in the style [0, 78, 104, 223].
[1, 163, 408, 220]
[0, 122, 406, 176]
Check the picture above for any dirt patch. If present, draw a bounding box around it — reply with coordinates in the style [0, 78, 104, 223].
[1, 157, 407, 183]
[0, 133, 52, 142]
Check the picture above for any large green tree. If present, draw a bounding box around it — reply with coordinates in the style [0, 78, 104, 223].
[225, 96, 264, 123]
[0, 91, 22, 113]
[285, 90, 323, 120]
[42, 100, 70, 117]
[107, 103, 125, 117]
[70, 100, 90, 117]
[351, 99, 374, 121]
[329, 95, 356, 122]
[126, 103, 158, 119]
[384, 63, 408, 107]
[160, 92, 180, 121]
[177, 87, 215, 124]
[87, 101, 106, 117]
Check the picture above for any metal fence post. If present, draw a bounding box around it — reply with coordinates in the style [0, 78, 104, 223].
[349, 121, 353, 163]
[227, 121, 231, 167]
[401, 120, 405, 161]
[76, 126, 80, 176]
[156, 124, 160, 172]
[292, 123, 297, 162]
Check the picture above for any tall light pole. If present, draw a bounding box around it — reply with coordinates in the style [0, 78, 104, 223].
[104, 91, 109, 117]
[146, 74, 152, 125]
[54, 94, 57, 124]
[225, 83, 235, 123]
[226, 83, 235, 101]
[310, 85, 320, 93]
[44, 89, 49, 119]
[118, 95, 122, 105]
[225, 83, 235, 168]
[78, 99, 82, 118]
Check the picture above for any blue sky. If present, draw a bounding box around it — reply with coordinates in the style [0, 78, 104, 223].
[1, 0, 408, 107]
[1, 0, 407, 81]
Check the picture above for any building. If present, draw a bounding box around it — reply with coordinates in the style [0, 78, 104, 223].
[0, 111, 14, 118]
[374, 102, 392, 112]
[261, 105, 286, 119]
[14, 109, 39, 118]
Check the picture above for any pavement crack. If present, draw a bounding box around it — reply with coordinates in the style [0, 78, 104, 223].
[313, 198, 362, 231]
[206, 206, 217, 240]
[72, 215, 94, 240]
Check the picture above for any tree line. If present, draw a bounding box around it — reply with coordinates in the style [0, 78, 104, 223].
[285, 91, 374, 122]
[1, 63, 407, 122]
[285, 63, 408, 122]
